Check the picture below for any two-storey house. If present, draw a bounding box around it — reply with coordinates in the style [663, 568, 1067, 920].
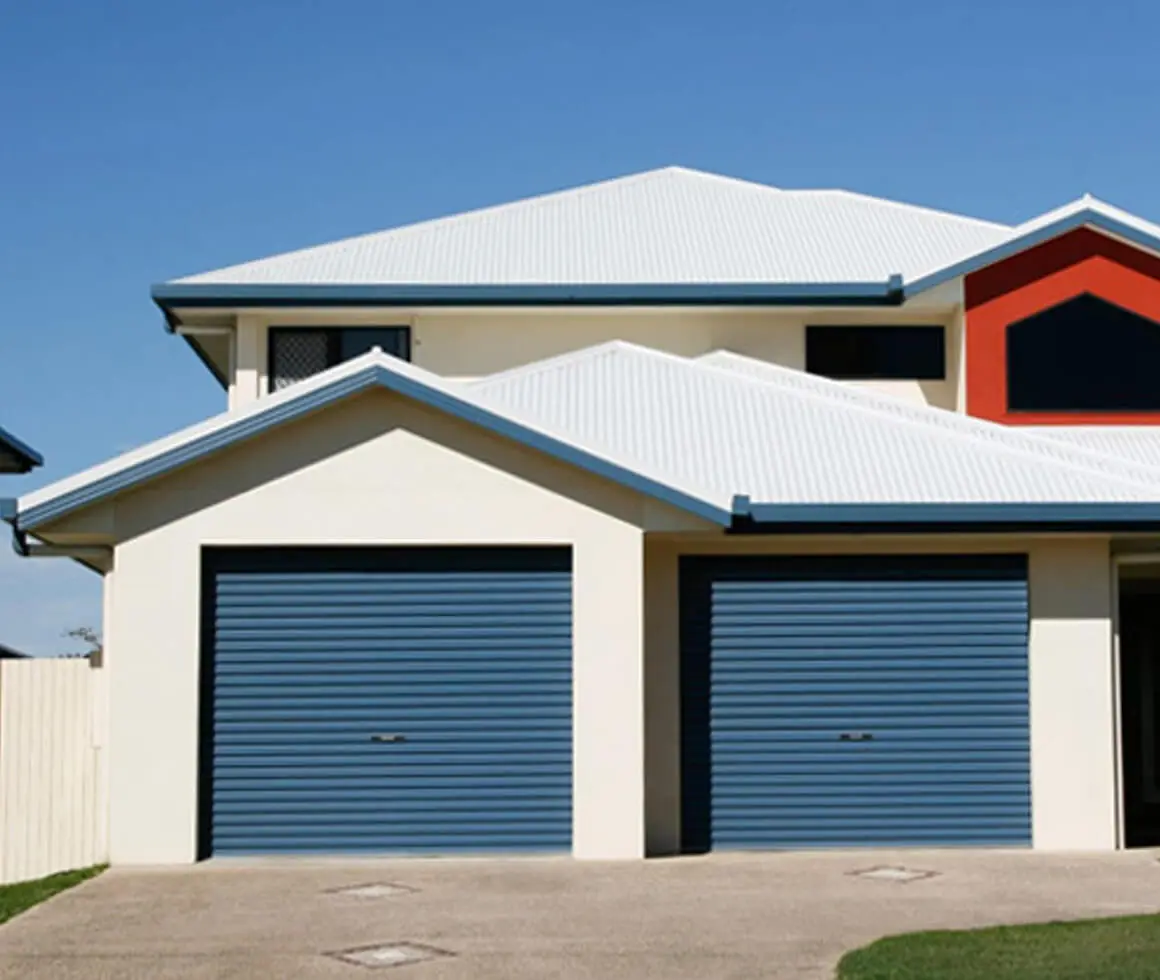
[8, 166, 1160, 866]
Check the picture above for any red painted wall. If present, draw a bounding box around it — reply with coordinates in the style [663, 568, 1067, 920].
[965, 228, 1160, 424]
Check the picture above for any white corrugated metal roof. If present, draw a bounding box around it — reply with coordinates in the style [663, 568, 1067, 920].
[469, 343, 1160, 507]
[1030, 427, 1160, 471]
[1011, 194, 1160, 242]
[699, 351, 1160, 485]
[903, 194, 1160, 295]
[18, 344, 1160, 531]
[174, 167, 1011, 287]
[15, 346, 732, 527]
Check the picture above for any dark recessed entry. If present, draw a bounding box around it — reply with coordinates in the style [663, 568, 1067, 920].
[1007, 294, 1160, 412]
[1120, 579, 1160, 847]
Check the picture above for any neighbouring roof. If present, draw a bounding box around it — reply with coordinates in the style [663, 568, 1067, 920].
[12, 344, 1160, 534]
[0, 426, 43, 474]
[159, 166, 1012, 297]
[0, 643, 28, 659]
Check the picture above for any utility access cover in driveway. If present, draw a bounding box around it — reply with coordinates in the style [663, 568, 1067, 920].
[331, 942, 453, 969]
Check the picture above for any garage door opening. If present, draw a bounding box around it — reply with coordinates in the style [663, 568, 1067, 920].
[1119, 566, 1160, 847]
[199, 546, 573, 857]
[680, 554, 1032, 852]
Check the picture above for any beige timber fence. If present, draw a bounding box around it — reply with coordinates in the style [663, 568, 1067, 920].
[0, 657, 107, 884]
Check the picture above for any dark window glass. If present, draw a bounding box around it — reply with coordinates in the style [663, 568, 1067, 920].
[806, 326, 946, 380]
[268, 327, 411, 391]
[339, 327, 411, 362]
[269, 330, 329, 392]
[1007, 294, 1160, 412]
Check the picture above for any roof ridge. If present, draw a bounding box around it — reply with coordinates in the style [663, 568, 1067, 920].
[797, 188, 1012, 232]
[658, 165, 782, 193]
[18, 345, 734, 527]
[690, 351, 1160, 495]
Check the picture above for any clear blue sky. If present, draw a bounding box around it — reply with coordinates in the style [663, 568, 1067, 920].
[2, 0, 1158, 654]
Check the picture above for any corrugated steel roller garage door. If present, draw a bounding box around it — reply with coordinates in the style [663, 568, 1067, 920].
[681, 555, 1031, 850]
[202, 547, 572, 855]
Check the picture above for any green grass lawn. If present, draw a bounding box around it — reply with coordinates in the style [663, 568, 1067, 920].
[0, 867, 104, 927]
[839, 914, 1160, 979]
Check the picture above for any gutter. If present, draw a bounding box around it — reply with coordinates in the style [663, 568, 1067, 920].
[1, 498, 28, 556]
[151, 277, 906, 313]
[0, 498, 111, 570]
[728, 496, 1160, 534]
[153, 275, 907, 397]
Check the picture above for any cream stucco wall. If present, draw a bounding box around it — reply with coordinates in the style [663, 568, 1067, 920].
[227, 300, 963, 411]
[643, 534, 1118, 854]
[66, 390, 705, 865]
[37, 380, 1120, 861]
[1028, 540, 1117, 850]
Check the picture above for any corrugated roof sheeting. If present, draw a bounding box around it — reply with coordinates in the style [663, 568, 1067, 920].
[174, 167, 1011, 287]
[17, 345, 1160, 530]
[470, 343, 1160, 506]
[1030, 427, 1160, 471]
[699, 351, 1160, 485]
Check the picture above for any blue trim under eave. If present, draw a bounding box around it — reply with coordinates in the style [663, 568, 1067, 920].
[0, 426, 43, 473]
[731, 501, 1160, 533]
[905, 208, 1160, 298]
[152, 278, 906, 319]
[16, 363, 736, 531]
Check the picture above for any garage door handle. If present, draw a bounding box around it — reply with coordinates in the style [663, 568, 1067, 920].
[838, 732, 874, 742]
[370, 733, 406, 743]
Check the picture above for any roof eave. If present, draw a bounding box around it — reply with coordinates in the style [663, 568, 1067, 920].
[0, 427, 43, 473]
[904, 208, 1160, 298]
[15, 358, 735, 533]
[731, 500, 1160, 533]
[151, 278, 907, 317]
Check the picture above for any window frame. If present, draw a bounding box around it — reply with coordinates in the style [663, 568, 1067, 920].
[266, 326, 412, 393]
[804, 324, 947, 381]
[1005, 293, 1160, 414]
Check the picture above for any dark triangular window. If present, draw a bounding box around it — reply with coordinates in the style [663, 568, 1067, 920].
[1007, 293, 1160, 412]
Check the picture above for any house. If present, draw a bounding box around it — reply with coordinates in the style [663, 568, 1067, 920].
[5, 165, 1160, 865]
[0, 426, 42, 475]
[0, 426, 41, 657]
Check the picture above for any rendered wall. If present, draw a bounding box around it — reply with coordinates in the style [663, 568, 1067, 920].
[643, 534, 1117, 854]
[87, 390, 705, 865]
[230, 300, 962, 411]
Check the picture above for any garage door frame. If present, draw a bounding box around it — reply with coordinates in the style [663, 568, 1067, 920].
[197, 545, 573, 858]
[679, 552, 1032, 852]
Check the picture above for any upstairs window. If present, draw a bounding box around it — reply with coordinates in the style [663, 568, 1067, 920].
[1007, 294, 1160, 412]
[268, 327, 411, 392]
[806, 325, 946, 380]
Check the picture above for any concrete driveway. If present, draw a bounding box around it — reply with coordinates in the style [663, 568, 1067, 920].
[1, 850, 1159, 979]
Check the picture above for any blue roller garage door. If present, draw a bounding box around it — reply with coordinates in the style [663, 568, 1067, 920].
[681, 554, 1031, 850]
[202, 547, 572, 855]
